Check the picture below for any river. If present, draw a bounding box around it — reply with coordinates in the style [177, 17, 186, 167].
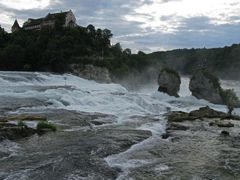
[0, 71, 239, 179]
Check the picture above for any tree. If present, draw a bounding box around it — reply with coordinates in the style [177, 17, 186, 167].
[0, 26, 8, 48]
[102, 29, 112, 47]
[137, 51, 146, 56]
[96, 29, 103, 38]
[113, 43, 122, 52]
[221, 89, 240, 115]
[123, 48, 132, 55]
[87, 24, 95, 34]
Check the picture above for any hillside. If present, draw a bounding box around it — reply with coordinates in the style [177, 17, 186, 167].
[1, 24, 240, 81]
[0, 25, 155, 80]
[147, 45, 240, 80]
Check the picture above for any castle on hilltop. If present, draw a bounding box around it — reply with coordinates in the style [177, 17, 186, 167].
[12, 10, 77, 32]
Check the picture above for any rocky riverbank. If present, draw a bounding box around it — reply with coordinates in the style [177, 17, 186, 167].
[165, 106, 240, 138]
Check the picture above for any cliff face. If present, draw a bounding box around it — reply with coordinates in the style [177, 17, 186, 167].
[70, 64, 112, 83]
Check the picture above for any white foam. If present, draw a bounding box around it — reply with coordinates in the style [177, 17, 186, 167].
[1, 71, 240, 179]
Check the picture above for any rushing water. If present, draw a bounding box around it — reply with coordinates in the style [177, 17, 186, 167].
[0, 71, 239, 180]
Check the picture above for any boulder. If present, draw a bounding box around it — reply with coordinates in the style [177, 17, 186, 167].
[158, 68, 181, 97]
[70, 64, 112, 83]
[189, 70, 223, 104]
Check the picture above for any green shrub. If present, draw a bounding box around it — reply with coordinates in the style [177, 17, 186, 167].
[37, 121, 57, 132]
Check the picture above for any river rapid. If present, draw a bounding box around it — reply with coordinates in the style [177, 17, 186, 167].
[0, 71, 239, 180]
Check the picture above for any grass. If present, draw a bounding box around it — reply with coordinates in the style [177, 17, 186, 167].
[37, 121, 57, 132]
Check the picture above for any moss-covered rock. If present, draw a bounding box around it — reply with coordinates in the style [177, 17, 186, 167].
[37, 121, 57, 132]
[189, 70, 223, 104]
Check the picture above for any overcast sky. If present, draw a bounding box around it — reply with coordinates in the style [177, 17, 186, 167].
[1, 0, 240, 52]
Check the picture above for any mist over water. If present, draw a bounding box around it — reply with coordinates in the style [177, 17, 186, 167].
[0, 71, 239, 179]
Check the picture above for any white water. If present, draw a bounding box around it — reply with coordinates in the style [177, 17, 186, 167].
[0, 71, 240, 179]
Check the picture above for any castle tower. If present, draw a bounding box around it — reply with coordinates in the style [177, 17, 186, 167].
[11, 19, 21, 33]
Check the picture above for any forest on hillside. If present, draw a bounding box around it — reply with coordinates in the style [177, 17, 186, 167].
[147, 45, 240, 79]
[0, 24, 152, 79]
[0, 22, 240, 80]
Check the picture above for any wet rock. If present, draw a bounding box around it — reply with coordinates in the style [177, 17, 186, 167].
[0, 123, 37, 141]
[218, 122, 234, 128]
[0, 114, 47, 122]
[158, 68, 181, 97]
[161, 133, 170, 139]
[167, 123, 190, 131]
[94, 129, 152, 157]
[168, 111, 195, 122]
[189, 106, 227, 119]
[210, 121, 234, 128]
[189, 70, 223, 104]
[168, 106, 240, 123]
[221, 130, 230, 136]
[70, 64, 112, 83]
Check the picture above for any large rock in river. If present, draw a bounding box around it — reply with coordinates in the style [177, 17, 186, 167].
[158, 68, 181, 97]
[189, 70, 223, 104]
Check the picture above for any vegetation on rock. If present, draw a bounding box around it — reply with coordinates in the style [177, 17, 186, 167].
[37, 121, 57, 132]
[201, 70, 221, 90]
[220, 89, 240, 115]
[190, 69, 240, 106]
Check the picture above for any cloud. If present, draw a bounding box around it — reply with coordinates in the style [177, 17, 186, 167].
[0, 0, 240, 52]
[0, 0, 54, 10]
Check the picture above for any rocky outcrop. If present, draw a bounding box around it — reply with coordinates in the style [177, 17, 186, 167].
[0, 114, 56, 141]
[70, 64, 112, 83]
[165, 106, 240, 139]
[155, 107, 240, 179]
[168, 106, 240, 123]
[158, 68, 181, 97]
[189, 70, 223, 104]
[0, 123, 37, 141]
[0, 114, 47, 122]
